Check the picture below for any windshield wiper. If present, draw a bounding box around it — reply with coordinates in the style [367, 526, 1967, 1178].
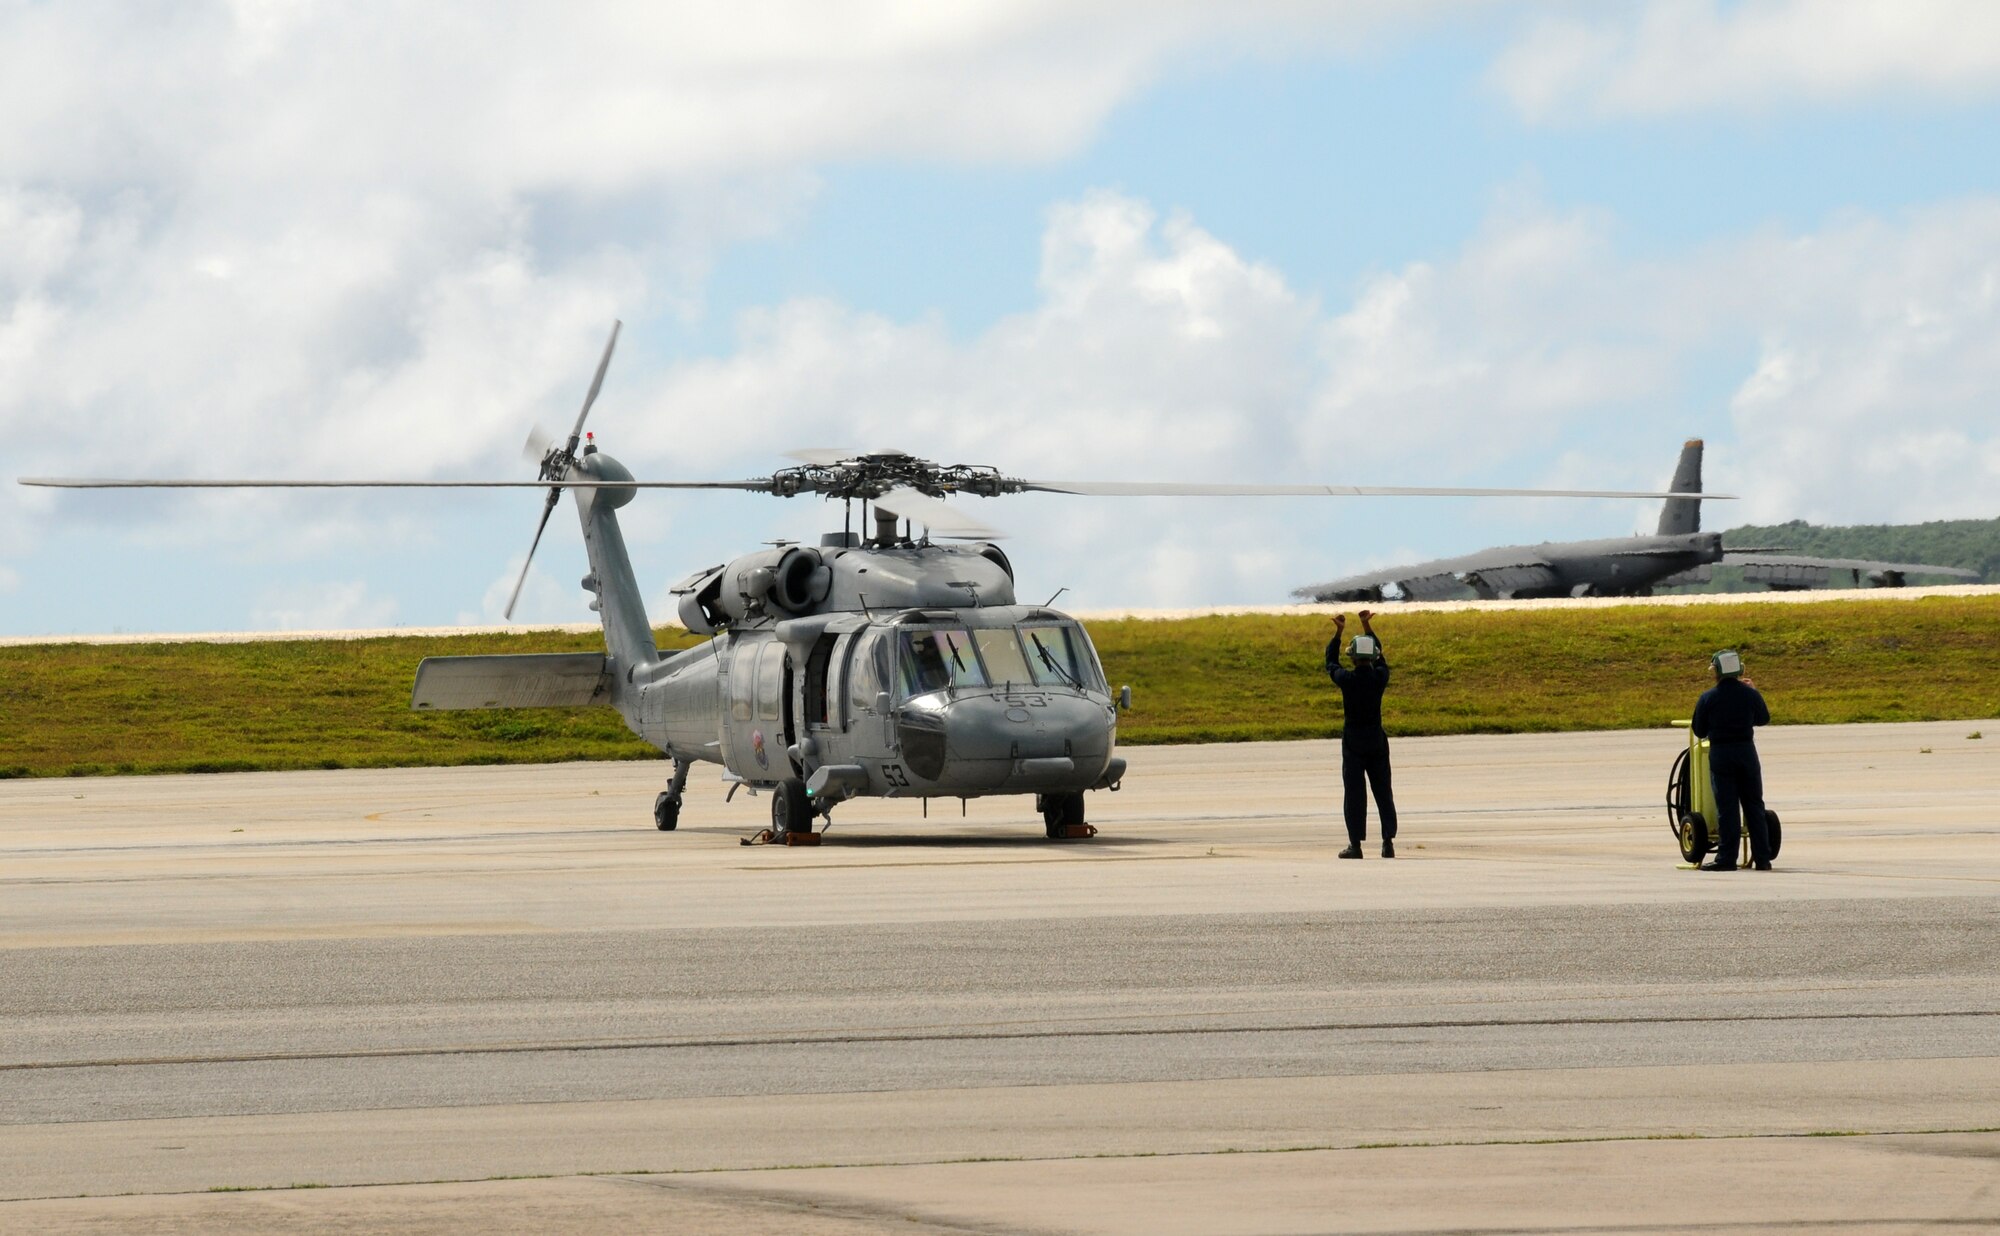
[1029, 633, 1082, 690]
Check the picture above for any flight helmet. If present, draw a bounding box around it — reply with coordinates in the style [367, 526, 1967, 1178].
[1711, 649, 1743, 679]
[1348, 634, 1380, 664]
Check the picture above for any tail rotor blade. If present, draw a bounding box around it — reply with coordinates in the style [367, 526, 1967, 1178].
[510, 321, 621, 619]
[503, 487, 563, 620]
[565, 320, 622, 451]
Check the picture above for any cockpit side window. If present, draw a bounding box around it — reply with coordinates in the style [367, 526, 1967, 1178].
[898, 627, 988, 697]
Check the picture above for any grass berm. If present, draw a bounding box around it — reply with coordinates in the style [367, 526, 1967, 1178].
[1, 596, 1995, 779]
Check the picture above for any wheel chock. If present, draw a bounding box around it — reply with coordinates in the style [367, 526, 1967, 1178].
[1056, 823, 1097, 839]
[740, 827, 821, 847]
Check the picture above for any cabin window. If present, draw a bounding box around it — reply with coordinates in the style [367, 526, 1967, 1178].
[898, 627, 987, 698]
[846, 632, 883, 718]
[729, 642, 756, 722]
[803, 634, 837, 728]
[972, 627, 1035, 687]
[755, 641, 785, 722]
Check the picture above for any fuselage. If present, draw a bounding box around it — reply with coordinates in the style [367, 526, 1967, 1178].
[612, 537, 1124, 806]
[1486, 530, 1724, 599]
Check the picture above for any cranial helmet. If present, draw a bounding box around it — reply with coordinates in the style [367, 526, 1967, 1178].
[1348, 634, 1379, 662]
[1712, 649, 1743, 678]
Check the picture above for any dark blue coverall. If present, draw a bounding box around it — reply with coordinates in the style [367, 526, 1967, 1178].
[1692, 677, 1772, 867]
[1326, 637, 1397, 845]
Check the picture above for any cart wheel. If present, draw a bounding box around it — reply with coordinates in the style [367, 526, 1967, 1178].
[1765, 810, 1781, 860]
[1678, 812, 1710, 865]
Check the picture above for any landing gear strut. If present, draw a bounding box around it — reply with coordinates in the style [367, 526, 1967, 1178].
[655, 757, 690, 831]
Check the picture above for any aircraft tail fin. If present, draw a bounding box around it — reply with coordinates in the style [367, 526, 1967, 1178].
[571, 450, 659, 682]
[1655, 439, 1703, 536]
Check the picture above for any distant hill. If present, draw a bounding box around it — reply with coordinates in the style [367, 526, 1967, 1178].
[1670, 516, 2000, 592]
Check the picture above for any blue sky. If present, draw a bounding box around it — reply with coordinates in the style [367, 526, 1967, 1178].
[4, 2, 1998, 634]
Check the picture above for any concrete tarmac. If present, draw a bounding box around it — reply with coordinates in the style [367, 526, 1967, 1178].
[3, 719, 1998, 1232]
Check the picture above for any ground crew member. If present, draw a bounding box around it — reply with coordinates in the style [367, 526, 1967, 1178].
[1326, 610, 1397, 859]
[1692, 649, 1773, 871]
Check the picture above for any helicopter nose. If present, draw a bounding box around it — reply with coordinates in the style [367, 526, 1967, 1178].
[925, 691, 1116, 793]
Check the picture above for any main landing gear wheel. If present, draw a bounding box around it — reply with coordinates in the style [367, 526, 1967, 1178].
[1040, 792, 1086, 839]
[654, 791, 679, 831]
[771, 778, 812, 837]
[1677, 811, 1709, 865]
[1765, 811, 1782, 861]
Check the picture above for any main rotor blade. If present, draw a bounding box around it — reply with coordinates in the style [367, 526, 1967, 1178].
[566, 320, 621, 452]
[872, 486, 1004, 539]
[1017, 480, 1736, 500]
[20, 477, 781, 490]
[522, 424, 555, 462]
[784, 448, 860, 466]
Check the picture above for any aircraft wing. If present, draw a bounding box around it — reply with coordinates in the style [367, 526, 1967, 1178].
[1294, 549, 1555, 602]
[410, 653, 612, 710]
[1723, 553, 1980, 590]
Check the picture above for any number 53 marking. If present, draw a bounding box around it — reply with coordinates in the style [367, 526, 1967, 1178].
[881, 763, 910, 788]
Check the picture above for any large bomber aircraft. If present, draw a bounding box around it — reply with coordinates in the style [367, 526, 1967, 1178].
[1295, 440, 1979, 602]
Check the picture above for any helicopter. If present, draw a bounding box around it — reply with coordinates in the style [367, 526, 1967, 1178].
[22, 323, 1715, 843]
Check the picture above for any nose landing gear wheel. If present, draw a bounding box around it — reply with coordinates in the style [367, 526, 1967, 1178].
[654, 791, 680, 831]
[1040, 792, 1086, 839]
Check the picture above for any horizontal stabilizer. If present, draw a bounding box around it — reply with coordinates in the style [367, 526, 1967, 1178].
[411, 653, 611, 710]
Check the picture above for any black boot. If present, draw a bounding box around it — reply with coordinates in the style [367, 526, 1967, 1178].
[1381, 839, 1395, 859]
[1338, 843, 1363, 859]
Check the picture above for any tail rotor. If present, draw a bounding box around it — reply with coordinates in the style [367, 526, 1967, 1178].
[503, 320, 622, 620]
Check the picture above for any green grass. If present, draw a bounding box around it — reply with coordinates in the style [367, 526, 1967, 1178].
[1094, 595, 2000, 743]
[1, 596, 1995, 779]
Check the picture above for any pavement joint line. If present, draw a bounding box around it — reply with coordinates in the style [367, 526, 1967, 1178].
[10, 1009, 2000, 1073]
[6, 1125, 2000, 1207]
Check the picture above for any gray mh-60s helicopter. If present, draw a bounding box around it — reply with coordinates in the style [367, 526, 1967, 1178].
[24, 323, 1712, 843]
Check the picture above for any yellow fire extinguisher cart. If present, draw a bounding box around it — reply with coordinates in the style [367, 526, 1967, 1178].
[1666, 720, 1782, 866]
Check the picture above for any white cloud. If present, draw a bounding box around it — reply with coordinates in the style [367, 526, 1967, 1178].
[471, 554, 591, 627]
[0, 0, 1475, 591]
[6, 4, 1995, 628]
[15, 171, 1997, 618]
[609, 190, 2000, 602]
[1492, 0, 2000, 121]
[250, 580, 399, 631]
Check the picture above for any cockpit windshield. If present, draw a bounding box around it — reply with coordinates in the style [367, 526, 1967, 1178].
[1020, 623, 1094, 690]
[898, 628, 988, 697]
[895, 622, 1107, 699]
